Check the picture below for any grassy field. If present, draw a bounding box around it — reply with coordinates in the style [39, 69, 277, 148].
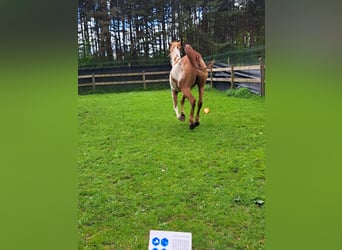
[78, 88, 265, 249]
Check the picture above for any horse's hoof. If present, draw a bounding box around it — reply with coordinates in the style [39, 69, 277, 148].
[178, 113, 185, 122]
[189, 123, 196, 130]
[195, 121, 200, 127]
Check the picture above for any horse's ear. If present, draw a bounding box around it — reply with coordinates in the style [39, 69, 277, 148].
[177, 40, 182, 49]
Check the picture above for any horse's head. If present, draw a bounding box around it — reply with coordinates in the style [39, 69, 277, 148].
[169, 41, 181, 52]
[169, 41, 182, 65]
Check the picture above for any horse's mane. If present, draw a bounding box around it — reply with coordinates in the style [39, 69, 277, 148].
[184, 44, 202, 69]
[184, 44, 214, 72]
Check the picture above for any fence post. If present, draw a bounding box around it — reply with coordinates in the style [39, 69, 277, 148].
[91, 73, 95, 92]
[210, 66, 213, 89]
[142, 71, 146, 90]
[259, 57, 265, 96]
[230, 65, 235, 89]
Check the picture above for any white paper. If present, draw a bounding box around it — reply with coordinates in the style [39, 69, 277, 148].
[148, 230, 192, 250]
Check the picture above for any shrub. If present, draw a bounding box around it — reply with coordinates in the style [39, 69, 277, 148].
[235, 87, 253, 98]
[225, 87, 254, 98]
[225, 88, 236, 97]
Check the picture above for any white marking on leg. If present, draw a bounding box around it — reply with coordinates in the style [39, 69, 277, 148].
[174, 105, 180, 119]
[171, 91, 181, 119]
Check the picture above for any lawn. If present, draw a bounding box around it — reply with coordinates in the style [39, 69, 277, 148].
[78, 88, 265, 249]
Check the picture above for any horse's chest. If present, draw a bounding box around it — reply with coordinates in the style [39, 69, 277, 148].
[170, 63, 183, 82]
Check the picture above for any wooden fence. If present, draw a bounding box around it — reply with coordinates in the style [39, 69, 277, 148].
[78, 57, 265, 96]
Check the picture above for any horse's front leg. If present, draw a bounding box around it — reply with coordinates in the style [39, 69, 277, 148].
[171, 90, 185, 122]
[182, 88, 197, 130]
[180, 94, 186, 121]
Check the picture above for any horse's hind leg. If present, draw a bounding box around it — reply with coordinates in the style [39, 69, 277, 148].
[195, 84, 205, 127]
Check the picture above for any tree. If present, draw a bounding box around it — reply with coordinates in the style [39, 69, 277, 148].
[78, 0, 265, 66]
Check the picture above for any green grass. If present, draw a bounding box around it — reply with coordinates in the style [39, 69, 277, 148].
[78, 89, 265, 249]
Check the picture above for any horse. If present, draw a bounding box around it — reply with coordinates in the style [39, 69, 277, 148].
[168, 41, 214, 130]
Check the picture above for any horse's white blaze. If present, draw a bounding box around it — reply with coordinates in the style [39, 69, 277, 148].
[170, 47, 181, 66]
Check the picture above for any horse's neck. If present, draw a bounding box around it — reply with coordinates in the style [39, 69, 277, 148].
[170, 50, 181, 66]
[171, 56, 181, 66]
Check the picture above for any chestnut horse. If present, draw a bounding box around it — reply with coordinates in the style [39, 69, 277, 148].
[169, 41, 213, 130]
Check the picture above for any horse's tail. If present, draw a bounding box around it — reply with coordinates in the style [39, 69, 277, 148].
[205, 59, 215, 69]
[184, 44, 215, 72]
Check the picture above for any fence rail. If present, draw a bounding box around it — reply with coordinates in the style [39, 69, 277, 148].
[78, 58, 265, 95]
